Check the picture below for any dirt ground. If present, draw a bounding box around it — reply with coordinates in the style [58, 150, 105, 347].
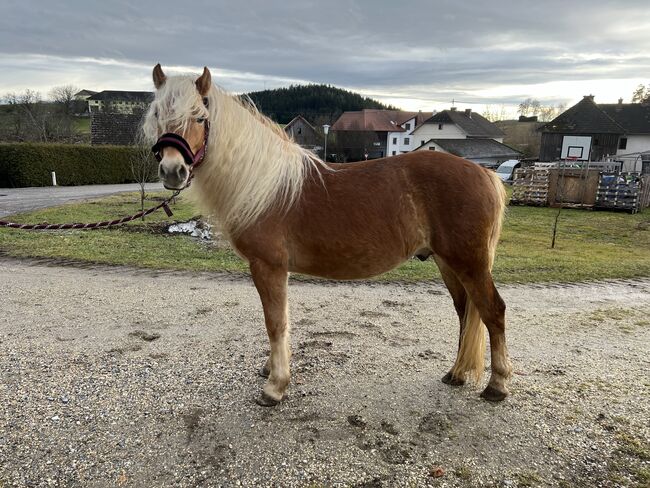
[1, 258, 649, 487]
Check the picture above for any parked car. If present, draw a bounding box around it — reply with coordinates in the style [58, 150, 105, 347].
[496, 160, 521, 183]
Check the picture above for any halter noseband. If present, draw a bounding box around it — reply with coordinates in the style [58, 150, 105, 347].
[151, 98, 210, 171]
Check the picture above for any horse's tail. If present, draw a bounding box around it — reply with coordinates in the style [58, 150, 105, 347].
[485, 169, 507, 271]
[451, 170, 506, 383]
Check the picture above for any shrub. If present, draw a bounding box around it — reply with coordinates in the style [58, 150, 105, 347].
[0, 143, 157, 187]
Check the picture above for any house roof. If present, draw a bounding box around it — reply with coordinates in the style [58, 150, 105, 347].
[599, 103, 650, 134]
[87, 91, 154, 103]
[331, 109, 430, 132]
[284, 115, 317, 133]
[419, 138, 521, 159]
[416, 109, 504, 138]
[541, 96, 627, 134]
[74, 89, 97, 97]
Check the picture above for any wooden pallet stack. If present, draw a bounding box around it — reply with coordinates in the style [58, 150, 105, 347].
[510, 167, 550, 206]
[595, 174, 643, 213]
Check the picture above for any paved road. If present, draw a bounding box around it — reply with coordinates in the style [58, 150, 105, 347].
[0, 183, 164, 218]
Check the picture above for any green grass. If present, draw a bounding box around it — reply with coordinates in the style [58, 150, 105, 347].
[1, 191, 649, 283]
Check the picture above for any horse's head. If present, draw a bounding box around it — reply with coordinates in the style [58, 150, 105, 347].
[145, 64, 212, 190]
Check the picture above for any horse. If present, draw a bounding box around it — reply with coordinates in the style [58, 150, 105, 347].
[144, 64, 513, 407]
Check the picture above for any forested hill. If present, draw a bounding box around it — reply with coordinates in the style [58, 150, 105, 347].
[245, 84, 397, 125]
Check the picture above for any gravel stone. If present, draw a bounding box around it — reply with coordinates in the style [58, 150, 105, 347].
[1, 259, 649, 487]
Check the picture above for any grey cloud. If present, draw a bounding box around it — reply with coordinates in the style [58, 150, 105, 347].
[1, 0, 649, 104]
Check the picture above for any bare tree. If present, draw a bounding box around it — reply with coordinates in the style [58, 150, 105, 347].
[631, 84, 649, 103]
[49, 85, 81, 139]
[13, 90, 50, 142]
[482, 104, 509, 122]
[130, 140, 159, 218]
[518, 98, 533, 117]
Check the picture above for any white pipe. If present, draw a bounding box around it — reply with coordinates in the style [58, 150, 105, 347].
[51, 172, 57, 186]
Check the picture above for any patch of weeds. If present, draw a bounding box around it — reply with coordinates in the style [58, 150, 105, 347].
[634, 319, 649, 327]
[587, 307, 635, 323]
[616, 432, 650, 461]
[515, 471, 543, 487]
[454, 464, 472, 480]
[608, 430, 650, 487]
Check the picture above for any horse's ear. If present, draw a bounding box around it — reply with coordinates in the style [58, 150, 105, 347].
[196, 67, 212, 96]
[153, 64, 166, 89]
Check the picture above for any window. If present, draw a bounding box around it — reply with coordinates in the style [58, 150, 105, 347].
[297, 127, 302, 135]
[429, 147, 436, 150]
[404, 137, 410, 145]
[421, 140, 425, 146]
[405, 123, 411, 130]
[392, 151, 396, 156]
[392, 137, 397, 144]
[618, 137, 627, 150]
[438, 124, 443, 130]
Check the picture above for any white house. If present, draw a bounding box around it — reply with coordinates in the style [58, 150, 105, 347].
[408, 108, 519, 166]
[386, 114, 428, 156]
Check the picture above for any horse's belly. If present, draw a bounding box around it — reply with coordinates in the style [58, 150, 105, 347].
[288, 238, 424, 280]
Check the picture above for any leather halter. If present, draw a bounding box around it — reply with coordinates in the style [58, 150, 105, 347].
[151, 98, 210, 171]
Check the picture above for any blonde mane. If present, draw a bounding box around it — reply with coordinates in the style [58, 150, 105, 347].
[143, 75, 328, 235]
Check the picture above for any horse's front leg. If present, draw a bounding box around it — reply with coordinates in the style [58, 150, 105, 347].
[250, 260, 290, 406]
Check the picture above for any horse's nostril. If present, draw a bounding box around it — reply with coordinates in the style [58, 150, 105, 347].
[159, 165, 167, 179]
[178, 165, 188, 181]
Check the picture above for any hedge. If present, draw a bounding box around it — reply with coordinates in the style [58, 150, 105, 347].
[0, 143, 157, 187]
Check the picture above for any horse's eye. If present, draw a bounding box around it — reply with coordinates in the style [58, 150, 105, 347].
[196, 117, 205, 123]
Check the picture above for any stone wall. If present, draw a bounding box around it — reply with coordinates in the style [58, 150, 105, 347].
[91, 113, 143, 145]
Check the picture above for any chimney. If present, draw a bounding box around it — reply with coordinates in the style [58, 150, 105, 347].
[583, 94, 595, 101]
[450, 107, 457, 111]
[464, 108, 472, 118]
[618, 98, 623, 105]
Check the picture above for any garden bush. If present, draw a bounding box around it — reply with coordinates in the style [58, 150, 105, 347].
[0, 143, 157, 187]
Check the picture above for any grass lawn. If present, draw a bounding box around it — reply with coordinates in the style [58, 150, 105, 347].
[1, 191, 649, 283]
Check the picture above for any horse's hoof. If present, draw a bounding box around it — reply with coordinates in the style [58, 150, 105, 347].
[480, 385, 508, 402]
[441, 371, 465, 386]
[258, 366, 270, 378]
[255, 391, 281, 407]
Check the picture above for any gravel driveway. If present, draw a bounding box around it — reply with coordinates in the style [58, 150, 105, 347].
[1, 259, 649, 487]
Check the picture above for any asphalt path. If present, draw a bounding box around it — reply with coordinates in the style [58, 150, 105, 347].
[0, 183, 164, 218]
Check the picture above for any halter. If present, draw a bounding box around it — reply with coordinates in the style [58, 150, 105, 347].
[151, 97, 210, 172]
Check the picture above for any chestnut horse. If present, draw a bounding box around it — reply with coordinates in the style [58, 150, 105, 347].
[144, 64, 512, 406]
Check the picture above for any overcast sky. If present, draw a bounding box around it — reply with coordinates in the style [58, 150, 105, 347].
[2, 0, 649, 114]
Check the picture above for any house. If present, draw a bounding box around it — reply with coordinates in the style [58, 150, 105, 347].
[411, 108, 505, 145]
[539, 95, 650, 170]
[330, 110, 430, 161]
[87, 90, 154, 114]
[411, 108, 519, 166]
[413, 138, 520, 167]
[284, 115, 322, 154]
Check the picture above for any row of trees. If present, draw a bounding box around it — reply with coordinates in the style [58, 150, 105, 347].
[482, 99, 567, 123]
[1, 85, 87, 143]
[246, 84, 396, 127]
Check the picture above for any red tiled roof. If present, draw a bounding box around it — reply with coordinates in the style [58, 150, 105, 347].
[331, 109, 430, 132]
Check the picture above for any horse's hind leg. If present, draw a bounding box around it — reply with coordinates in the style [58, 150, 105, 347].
[461, 271, 512, 401]
[250, 260, 291, 406]
[434, 257, 468, 386]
